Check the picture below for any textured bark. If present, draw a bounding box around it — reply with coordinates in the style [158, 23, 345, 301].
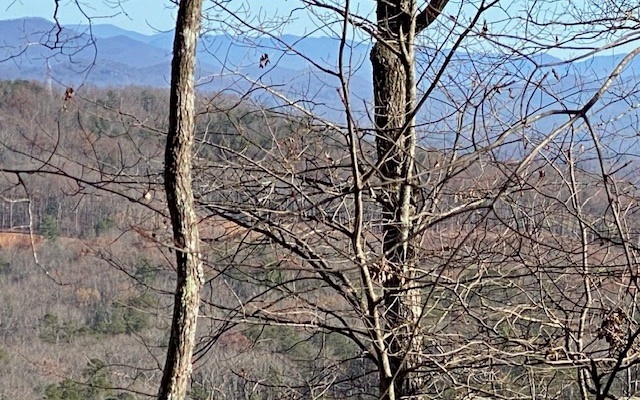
[158, 0, 204, 399]
[371, 1, 448, 399]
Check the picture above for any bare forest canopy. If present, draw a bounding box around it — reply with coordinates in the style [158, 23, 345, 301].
[5, 1, 640, 399]
[0, 81, 354, 399]
[0, 80, 633, 243]
[0, 73, 637, 397]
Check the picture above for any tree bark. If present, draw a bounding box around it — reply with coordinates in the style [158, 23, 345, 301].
[371, 0, 447, 398]
[158, 0, 204, 399]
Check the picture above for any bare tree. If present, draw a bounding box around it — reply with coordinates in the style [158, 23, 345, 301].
[370, 1, 449, 398]
[159, 0, 204, 398]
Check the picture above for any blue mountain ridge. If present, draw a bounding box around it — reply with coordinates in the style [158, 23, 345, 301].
[1, 16, 639, 146]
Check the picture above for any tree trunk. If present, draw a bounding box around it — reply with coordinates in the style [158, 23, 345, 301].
[371, 0, 423, 398]
[158, 0, 204, 399]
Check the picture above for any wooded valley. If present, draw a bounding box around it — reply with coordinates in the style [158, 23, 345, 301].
[3, 0, 640, 399]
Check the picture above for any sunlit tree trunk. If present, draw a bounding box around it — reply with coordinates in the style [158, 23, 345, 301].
[371, 1, 448, 398]
[158, 0, 204, 398]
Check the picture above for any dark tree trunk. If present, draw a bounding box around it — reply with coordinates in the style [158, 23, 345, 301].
[371, 1, 448, 399]
[158, 0, 204, 398]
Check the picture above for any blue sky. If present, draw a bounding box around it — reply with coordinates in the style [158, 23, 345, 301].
[2, 0, 634, 58]
[1, 0, 339, 35]
[0, 1, 536, 44]
[3, 0, 177, 33]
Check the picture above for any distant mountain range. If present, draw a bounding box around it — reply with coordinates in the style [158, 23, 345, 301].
[0, 18, 380, 120]
[0, 17, 638, 129]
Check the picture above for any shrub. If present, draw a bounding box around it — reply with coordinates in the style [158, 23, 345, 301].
[188, 384, 212, 400]
[44, 379, 86, 400]
[94, 217, 116, 237]
[39, 313, 78, 344]
[0, 346, 8, 364]
[0, 257, 10, 275]
[89, 300, 150, 335]
[40, 215, 59, 240]
[44, 359, 116, 400]
[134, 258, 160, 286]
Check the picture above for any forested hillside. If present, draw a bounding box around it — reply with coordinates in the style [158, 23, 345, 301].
[4, 0, 640, 399]
[0, 81, 362, 399]
[0, 70, 638, 397]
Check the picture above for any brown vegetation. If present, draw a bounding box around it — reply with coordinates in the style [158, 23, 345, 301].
[0, 232, 43, 249]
